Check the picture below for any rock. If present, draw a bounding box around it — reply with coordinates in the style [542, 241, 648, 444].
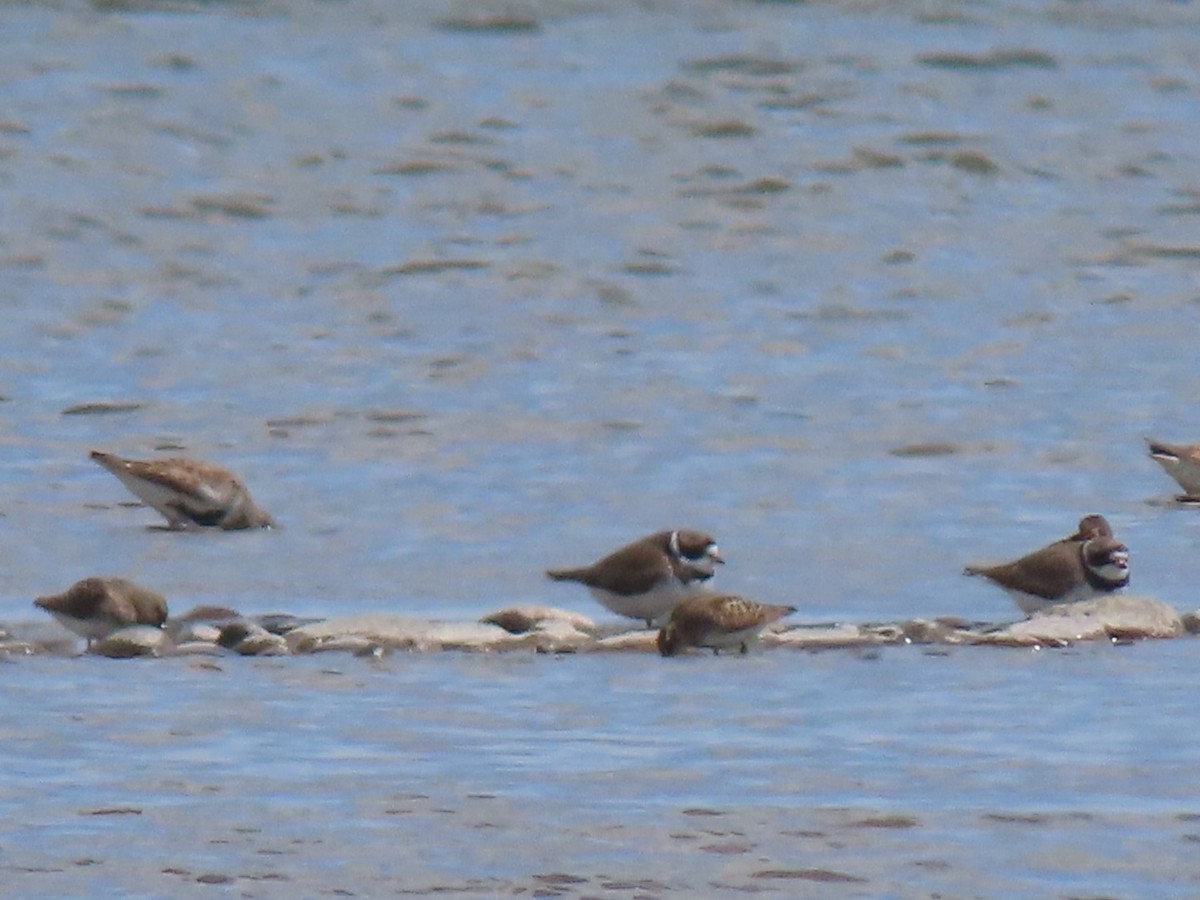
[303, 636, 385, 656]
[593, 630, 658, 652]
[217, 622, 290, 656]
[969, 594, 1183, 647]
[286, 614, 540, 654]
[0, 638, 37, 657]
[169, 620, 223, 644]
[167, 609, 317, 646]
[166, 605, 241, 644]
[171, 641, 225, 656]
[481, 605, 597, 635]
[1181, 610, 1200, 634]
[174, 605, 242, 622]
[770, 623, 901, 649]
[528, 618, 594, 653]
[252, 613, 323, 635]
[92, 625, 173, 658]
[899, 618, 976, 644]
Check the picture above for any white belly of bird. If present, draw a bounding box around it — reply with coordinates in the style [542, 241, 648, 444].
[1008, 582, 1111, 616]
[589, 577, 703, 624]
[698, 625, 763, 653]
[1157, 457, 1200, 495]
[48, 611, 115, 641]
[112, 471, 218, 522]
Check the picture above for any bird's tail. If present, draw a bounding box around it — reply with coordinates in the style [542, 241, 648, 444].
[545, 567, 588, 583]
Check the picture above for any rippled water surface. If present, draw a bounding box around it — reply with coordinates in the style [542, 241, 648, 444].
[2, 0, 1200, 895]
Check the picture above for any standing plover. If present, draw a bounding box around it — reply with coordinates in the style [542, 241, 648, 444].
[546, 529, 723, 627]
[964, 526, 1129, 616]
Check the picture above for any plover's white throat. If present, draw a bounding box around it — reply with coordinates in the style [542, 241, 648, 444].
[90, 450, 275, 530]
[546, 529, 723, 627]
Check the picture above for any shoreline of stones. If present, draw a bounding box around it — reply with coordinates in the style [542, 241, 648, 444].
[1, 595, 1195, 659]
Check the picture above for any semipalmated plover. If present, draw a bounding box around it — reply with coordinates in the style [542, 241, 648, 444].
[34, 576, 168, 648]
[657, 593, 796, 656]
[964, 528, 1130, 615]
[90, 450, 275, 530]
[546, 529, 723, 627]
[1147, 438, 1200, 500]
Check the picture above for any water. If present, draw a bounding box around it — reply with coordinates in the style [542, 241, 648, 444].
[1, 0, 1200, 894]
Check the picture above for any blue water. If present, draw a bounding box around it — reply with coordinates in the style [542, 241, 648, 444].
[1, 0, 1200, 894]
[3, 643, 1199, 896]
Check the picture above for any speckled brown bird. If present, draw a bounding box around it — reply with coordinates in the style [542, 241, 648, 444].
[546, 529, 723, 627]
[34, 576, 168, 648]
[657, 593, 796, 657]
[91, 450, 275, 530]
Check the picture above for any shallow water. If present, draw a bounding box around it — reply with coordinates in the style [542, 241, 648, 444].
[4, 643, 1200, 896]
[2, 0, 1200, 894]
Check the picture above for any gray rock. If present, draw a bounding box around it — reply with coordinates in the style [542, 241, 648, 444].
[287, 614, 540, 654]
[527, 618, 595, 653]
[166, 605, 241, 644]
[899, 618, 977, 645]
[0, 639, 38, 657]
[252, 613, 323, 634]
[174, 604, 242, 623]
[1181, 610, 1200, 634]
[171, 641, 226, 656]
[969, 594, 1183, 647]
[217, 622, 290, 656]
[592, 630, 658, 653]
[92, 625, 173, 658]
[481, 605, 598, 636]
[168, 620, 224, 644]
[770, 622, 902, 649]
